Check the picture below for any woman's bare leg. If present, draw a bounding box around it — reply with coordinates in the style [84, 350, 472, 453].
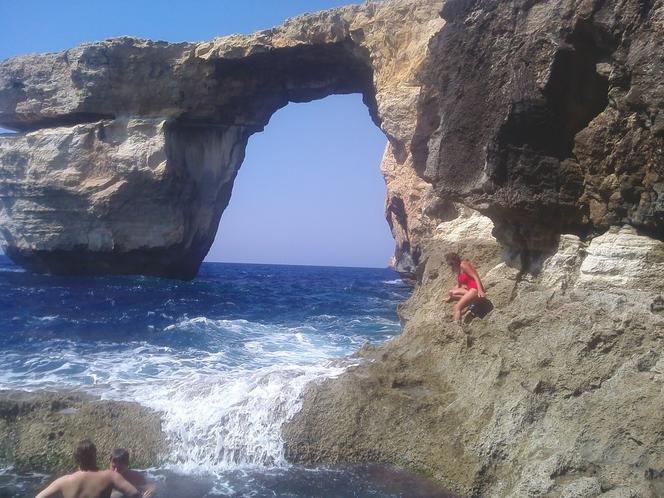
[454, 288, 478, 322]
[444, 287, 467, 303]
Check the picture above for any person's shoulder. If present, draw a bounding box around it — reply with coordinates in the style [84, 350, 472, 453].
[95, 469, 117, 481]
[49, 473, 72, 486]
[60, 471, 83, 482]
[51, 471, 83, 488]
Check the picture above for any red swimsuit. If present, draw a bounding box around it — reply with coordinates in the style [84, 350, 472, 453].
[458, 271, 478, 291]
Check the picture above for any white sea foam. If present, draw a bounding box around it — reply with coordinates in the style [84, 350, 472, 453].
[0, 316, 364, 474]
[0, 267, 25, 273]
[129, 362, 350, 473]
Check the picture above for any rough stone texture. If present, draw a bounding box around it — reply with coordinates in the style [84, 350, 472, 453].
[284, 213, 664, 498]
[578, 225, 664, 291]
[1, 0, 661, 276]
[382, 142, 456, 276]
[0, 118, 248, 278]
[0, 390, 166, 473]
[418, 0, 664, 249]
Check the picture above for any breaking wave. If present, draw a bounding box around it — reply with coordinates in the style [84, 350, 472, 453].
[0, 261, 410, 475]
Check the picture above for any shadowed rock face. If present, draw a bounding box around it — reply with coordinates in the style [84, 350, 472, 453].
[418, 0, 664, 250]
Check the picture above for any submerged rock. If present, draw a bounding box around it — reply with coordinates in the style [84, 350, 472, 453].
[0, 390, 166, 473]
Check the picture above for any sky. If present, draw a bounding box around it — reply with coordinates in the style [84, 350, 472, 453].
[0, 1, 395, 268]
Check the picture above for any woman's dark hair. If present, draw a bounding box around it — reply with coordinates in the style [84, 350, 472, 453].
[74, 439, 98, 471]
[110, 448, 130, 466]
[445, 252, 461, 269]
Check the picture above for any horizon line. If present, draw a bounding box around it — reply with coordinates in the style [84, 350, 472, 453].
[202, 259, 393, 271]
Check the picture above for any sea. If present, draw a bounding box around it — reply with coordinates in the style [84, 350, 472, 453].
[0, 256, 453, 497]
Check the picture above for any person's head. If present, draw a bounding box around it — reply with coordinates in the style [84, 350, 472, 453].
[445, 252, 461, 272]
[110, 448, 130, 473]
[74, 439, 98, 471]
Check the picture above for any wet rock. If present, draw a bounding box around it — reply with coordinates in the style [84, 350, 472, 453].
[0, 390, 166, 473]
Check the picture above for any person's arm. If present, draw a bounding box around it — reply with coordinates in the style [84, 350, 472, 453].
[111, 472, 140, 498]
[34, 477, 63, 498]
[130, 470, 156, 498]
[461, 260, 486, 298]
[142, 481, 157, 498]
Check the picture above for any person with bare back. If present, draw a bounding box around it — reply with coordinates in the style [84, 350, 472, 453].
[109, 448, 157, 498]
[443, 252, 486, 323]
[35, 439, 139, 498]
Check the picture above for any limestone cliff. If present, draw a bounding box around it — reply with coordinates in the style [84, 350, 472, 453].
[285, 213, 664, 497]
[283, 1, 664, 497]
[1, 0, 664, 497]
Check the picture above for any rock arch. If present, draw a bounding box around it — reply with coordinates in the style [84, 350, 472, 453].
[0, 1, 444, 279]
[1, 0, 662, 280]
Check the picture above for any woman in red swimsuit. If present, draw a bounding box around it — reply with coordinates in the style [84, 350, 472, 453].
[443, 252, 486, 322]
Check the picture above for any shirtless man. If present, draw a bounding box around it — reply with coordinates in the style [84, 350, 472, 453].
[109, 448, 157, 498]
[35, 439, 139, 498]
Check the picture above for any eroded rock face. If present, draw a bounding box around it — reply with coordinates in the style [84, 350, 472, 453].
[284, 212, 664, 497]
[0, 119, 249, 278]
[2, 0, 661, 278]
[420, 0, 664, 249]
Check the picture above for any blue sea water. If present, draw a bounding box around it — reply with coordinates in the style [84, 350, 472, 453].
[0, 256, 453, 497]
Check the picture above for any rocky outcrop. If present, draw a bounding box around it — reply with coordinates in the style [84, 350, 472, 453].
[0, 119, 248, 278]
[419, 0, 664, 251]
[0, 390, 165, 473]
[2, 0, 661, 278]
[284, 213, 664, 497]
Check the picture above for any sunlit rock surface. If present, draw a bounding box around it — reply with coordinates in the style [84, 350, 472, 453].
[2, 0, 661, 276]
[285, 211, 664, 497]
[0, 390, 165, 473]
[0, 119, 247, 278]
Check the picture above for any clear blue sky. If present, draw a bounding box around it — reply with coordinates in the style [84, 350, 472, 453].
[0, 1, 395, 268]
